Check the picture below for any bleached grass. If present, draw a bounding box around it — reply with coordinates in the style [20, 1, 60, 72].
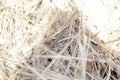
[0, 0, 120, 80]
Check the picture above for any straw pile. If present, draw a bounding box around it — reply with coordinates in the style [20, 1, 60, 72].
[0, 0, 120, 80]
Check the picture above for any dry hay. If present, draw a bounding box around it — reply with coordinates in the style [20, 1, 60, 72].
[0, 0, 120, 80]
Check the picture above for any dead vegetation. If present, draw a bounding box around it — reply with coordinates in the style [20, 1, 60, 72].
[0, 0, 120, 80]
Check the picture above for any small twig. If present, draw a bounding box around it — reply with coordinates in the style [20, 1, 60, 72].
[105, 37, 120, 44]
[35, 0, 42, 10]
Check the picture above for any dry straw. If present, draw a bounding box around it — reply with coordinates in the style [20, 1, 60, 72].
[0, 0, 120, 80]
